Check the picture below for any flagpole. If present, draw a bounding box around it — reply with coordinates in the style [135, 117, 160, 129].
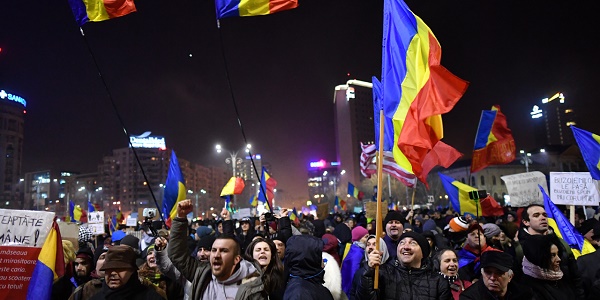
[374, 110, 385, 289]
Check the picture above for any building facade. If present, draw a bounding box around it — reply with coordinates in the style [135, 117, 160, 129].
[0, 88, 26, 208]
[530, 92, 576, 146]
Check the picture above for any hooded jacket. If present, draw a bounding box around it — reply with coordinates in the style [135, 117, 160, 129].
[283, 235, 334, 300]
[168, 217, 266, 300]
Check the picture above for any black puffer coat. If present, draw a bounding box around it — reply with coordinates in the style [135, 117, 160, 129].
[357, 259, 451, 300]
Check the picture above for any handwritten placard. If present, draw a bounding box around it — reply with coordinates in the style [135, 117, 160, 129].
[501, 171, 547, 207]
[365, 201, 389, 221]
[550, 172, 600, 206]
[0, 209, 54, 247]
[88, 211, 105, 235]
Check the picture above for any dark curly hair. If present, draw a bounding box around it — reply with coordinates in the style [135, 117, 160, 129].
[245, 237, 285, 296]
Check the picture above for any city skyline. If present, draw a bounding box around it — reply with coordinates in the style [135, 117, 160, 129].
[2, 1, 600, 208]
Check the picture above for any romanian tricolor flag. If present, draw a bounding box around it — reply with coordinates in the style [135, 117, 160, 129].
[215, 0, 298, 19]
[439, 173, 484, 217]
[571, 126, 600, 180]
[224, 195, 233, 213]
[221, 177, 245, 196]
[381, 0, 468, 185]
[26, 220, 65, 300]
[249, 195, 258, 207]
[162, 151, 186, 228]
[68, 0, 137, 27]
[289, 208, 299, 225]
[116, 209, 124, 224]
[540, 185, 595, 258]
[69, 200, 87, 223]
[88, 201, 96, 213]
[109, 215, 117, 234]
[258, 167, 277, 209]
[347, 182, 363, 200]
[471, 105, 516, 173]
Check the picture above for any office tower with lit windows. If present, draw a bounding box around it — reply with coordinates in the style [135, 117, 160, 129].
[333, 80, 375, 187]
[530, 92, 576, 146]
[0, 88, 26, 208]
[307, 160, 340, 204]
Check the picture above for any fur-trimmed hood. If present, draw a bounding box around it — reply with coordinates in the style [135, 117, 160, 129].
[322, 252, 347, 300]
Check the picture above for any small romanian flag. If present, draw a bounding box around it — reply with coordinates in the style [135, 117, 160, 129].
[68, 0, 137, 26]
[347, 182, 363, 200]
[221, 177, 245, 196]
[215, 0, 298, 19]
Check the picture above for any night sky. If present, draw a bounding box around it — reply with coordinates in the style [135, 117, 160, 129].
[1, 1, 599, 207]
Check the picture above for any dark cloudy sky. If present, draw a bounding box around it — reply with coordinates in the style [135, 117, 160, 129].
[1, 1, 599, 207]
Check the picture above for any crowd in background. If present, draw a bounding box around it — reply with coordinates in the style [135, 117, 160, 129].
[50, 199, 600, 300]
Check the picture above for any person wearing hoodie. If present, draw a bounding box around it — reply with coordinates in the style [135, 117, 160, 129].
[168, 200, 266, 300]
[283, 235, 334, 300]
[322, 233, 341, 266]
[340, 226, 369, 296]
[348, 235, 389, 300]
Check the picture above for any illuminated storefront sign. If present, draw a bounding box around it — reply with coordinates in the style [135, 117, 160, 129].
[0, 89, 27, 107]
[130, 131, 166, 149]
[309, 160, 340, 168]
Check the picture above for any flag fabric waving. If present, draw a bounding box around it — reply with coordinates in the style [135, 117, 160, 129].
[221, 177, 245, 196]
[215, 0, 298, 19]
[471, 105, 516, 173]
[571, 126, 600, 180]
[109, 215, 117, 235]
[69, 200, 86, 222]
[162, 150, 187, 228]
[257, 167, 277, 208]
[381, 0, 468, 186]
[88, 201, 96, 213]
[26, 220, 65, 300]
[540, 185, 595, 258]
[439, 173, 499, 217]
[249, 195, 258, 207]
[360, 142, 417, 187]
[347, 182, 364, 200]
[289, 208, 299, 225]
[68, 0, 137, 26]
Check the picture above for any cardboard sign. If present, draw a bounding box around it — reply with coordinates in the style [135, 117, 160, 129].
[317, 203, 329, 220]
[365, 201, 388, 221]
[550, 172, 600, 206]
[501, 171, 547, 207]
[87, 211, 106, 235]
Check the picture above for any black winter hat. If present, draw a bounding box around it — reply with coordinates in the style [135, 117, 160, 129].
[398, 231, 430, 258]
[384, 210, 406, 226]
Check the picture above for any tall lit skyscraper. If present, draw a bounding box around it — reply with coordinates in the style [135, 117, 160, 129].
[0, 88, 26, 208]
[530, 92, 576, 146]
[333, 80, 374, 187]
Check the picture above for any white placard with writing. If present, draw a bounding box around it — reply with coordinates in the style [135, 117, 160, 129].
[550, 172, 600, 206]
[126, 213, 138, 227]
[87, 211, 105, 235]
[501, 171, 547, 207]
[0, 209, 55, 247]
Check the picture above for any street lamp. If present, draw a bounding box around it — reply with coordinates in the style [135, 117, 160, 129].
[520, 150, 532, 172]
[215, 143, 252, 177]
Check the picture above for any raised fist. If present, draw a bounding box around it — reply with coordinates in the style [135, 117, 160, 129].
[177, 199, 193, 218]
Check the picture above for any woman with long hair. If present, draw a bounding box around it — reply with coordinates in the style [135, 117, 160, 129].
[246, 237, 286, 300]
[433, 248, 471, 300]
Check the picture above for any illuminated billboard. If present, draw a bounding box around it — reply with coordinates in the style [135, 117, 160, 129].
[0, 89, 26, 107]
[129, 131, 166, 149]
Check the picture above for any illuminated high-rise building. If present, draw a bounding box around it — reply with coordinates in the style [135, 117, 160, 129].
[0, 88, 26, 208]
[333, 80, 375, 187]
[530, 92, 576, 146]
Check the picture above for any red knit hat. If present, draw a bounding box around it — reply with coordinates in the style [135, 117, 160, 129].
[351, 226, 369, 242]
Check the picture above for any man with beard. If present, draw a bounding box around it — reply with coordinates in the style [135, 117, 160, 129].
[517, 204, 585, 298]
[88, 245, 164, 300]
[348, 235, 390, 300]
[357, 232, 450, 300]
[53, 247, 95, 300]
[383, 211, 405, 260]
[168, 199, 265, 299]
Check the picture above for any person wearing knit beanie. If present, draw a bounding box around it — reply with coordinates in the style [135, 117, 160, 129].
[351, 226, 369, 243]
[447, 216, 469, 232]
[196, 234, 216, 262]
[398, 231, 431, 263]
[383, 210, 406, 261]
[482, 223, 502, 239]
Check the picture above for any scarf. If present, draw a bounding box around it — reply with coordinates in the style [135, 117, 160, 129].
[522, 256, 563, 281]
[101, 270, 144, 299]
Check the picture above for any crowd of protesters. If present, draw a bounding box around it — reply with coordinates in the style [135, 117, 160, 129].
[49, 199, 600, 300]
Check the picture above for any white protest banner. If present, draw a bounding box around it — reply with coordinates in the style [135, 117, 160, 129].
[550, 172, 600, 206]
[237, 208, 251, 218]
[88, 211, 105, 235]
[126, 212, 138, 227]
[0, 209, 55, 299]
[501, 171, 547, 207]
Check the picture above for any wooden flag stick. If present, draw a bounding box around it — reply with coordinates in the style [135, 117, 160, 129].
[374, 110, 385, 289]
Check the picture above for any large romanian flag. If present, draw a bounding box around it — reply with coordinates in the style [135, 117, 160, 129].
[26, 220, 65, 300]
[162, 151, 186, 228]
[68, 0, 137, 26]
[381, 0, 468, 185]
[215, 0, 298, 19]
